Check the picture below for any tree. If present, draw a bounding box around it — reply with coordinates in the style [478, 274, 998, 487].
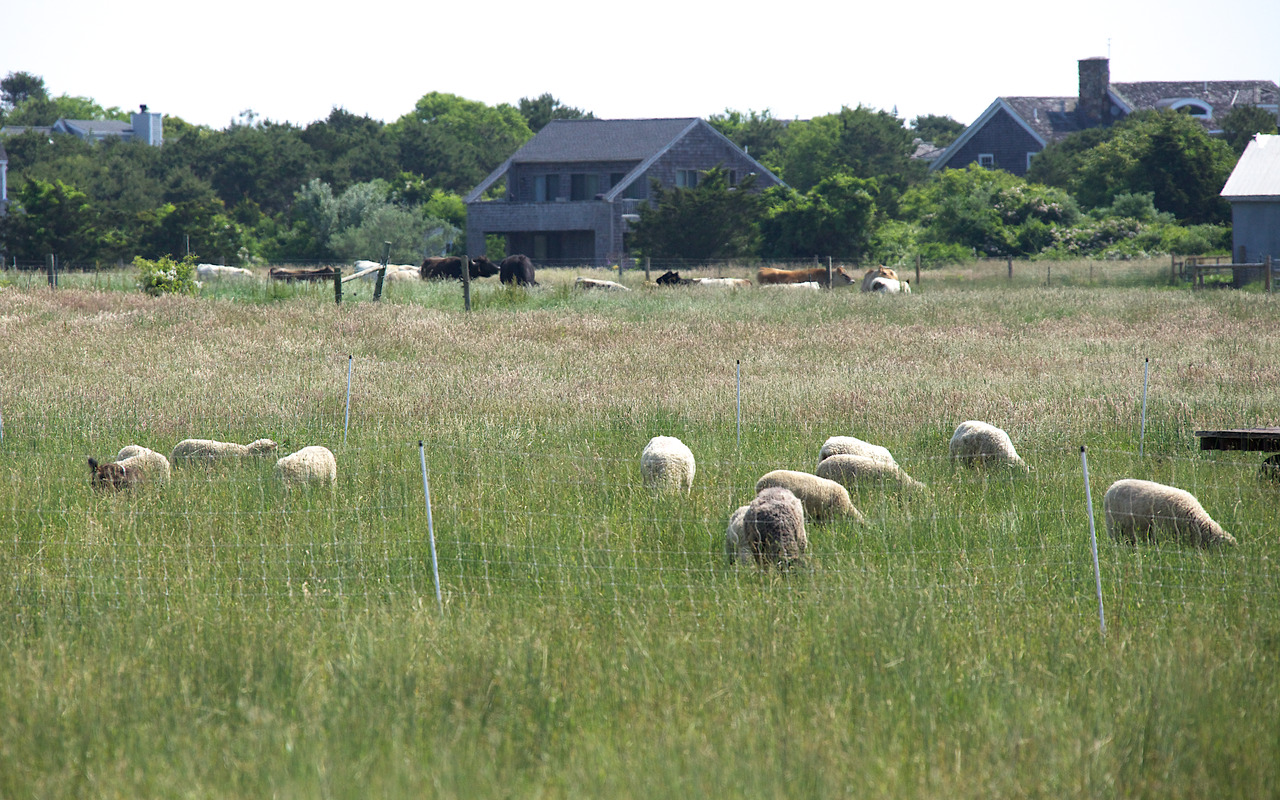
[388, 92, 532, 194]
[708, 109, 787, 170]
[1072, 110, 1235, 223]
[0, 178, 109, 263]
[518, 93, 593, 133]
[300, 108, 399, 190]
[1024, 126, 1116, 189]
[169, 117, 317, 216]
[760, 173, 879, 260]
[1218, 105, 1279, 155]
[629, 168, 763, 261]
[910, 114, 965, 148]
[1, 71, 47, 110]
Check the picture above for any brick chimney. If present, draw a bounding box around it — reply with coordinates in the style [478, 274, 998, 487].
[1077, 57, 1111, 127]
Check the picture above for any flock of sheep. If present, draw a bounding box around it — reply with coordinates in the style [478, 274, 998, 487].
[641, 420, 1236, 569]
[88, 439, 337, 490]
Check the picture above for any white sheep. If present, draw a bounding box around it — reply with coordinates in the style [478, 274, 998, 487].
[196, 264, 254, 279]
[755, 470, 865, 523]
[274, 446, 337, 488]
[817, 435, 897, 471]
[1103, 479, 1236, 548]
[949, 420, 1029, 472]
[640, 436, 695, 492]
[815, 453, 925, 491]
[575, 277, 630, 292]
[171, 438, 278, 463]
[113, 445, 172, 484]
[744, 487, 808, 567]
[725, 504, 752, 563]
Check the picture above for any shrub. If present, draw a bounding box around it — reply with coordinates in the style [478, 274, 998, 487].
[135, 254, 199, 297]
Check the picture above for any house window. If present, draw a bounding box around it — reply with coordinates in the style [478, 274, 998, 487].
[727, 170, 738, 186]
[676, 169, 699, 188]
[534, 174, 560, 202]
[570, 173, 600, 201]
[977, 154, 995, 169]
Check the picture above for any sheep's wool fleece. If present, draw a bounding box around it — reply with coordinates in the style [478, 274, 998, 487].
[755, 469, 865, 523]
[1103, 478, 1236, 547]
[816, 453, 923, 490]
[949, 421, 1028, 471]
[641, 436, 695, 491]
[114, 445, 172, 483]
[725, 505, 752, 563]
[171, 438, 277, 461]
[745, 487, 807, 566]
[275, 446, 338, 486]
[818, 436, 897, 469]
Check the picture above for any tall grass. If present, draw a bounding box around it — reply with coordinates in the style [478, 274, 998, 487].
[0, 267, 1277, 797]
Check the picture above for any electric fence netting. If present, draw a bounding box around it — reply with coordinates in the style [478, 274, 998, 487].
[3, 429, 1275, 628]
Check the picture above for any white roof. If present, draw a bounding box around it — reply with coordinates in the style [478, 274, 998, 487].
[1221, 135, 1280, 200]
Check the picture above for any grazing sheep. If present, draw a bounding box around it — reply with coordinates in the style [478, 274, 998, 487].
[755, 470, 865, 523]
[725, 504, 752, 563]
[744, 487, 808, 566]
[575, 277, 630, 292]
[113, 445, 172, 484]
[818, 435, 897, 470]
[816, 453, 924, 491]
[1103, 478, 1236, 548]
[88, 457, 138, 489]
[196, 264, 254, 279]
[171, 438, 278, 463]
[640, 436, 696, 492]
[949, 420, 1029, 472]
[274, 446, 337, 488]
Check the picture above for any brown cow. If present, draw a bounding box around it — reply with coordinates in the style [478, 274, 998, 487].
[269, 266, 341, 281]
[860, 267, 899, 292]
[757, 266, 856, 287]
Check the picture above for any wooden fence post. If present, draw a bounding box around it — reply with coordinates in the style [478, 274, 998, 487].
[915, 253, 921, 287]
[1007, 256, 1013, 281]
[826, 256, 833, 289]
[47, 254, 56, 288]
[333, 268, 342, 304]
[462, 255, 472, 312]
[1267, 255, 1273, 294]
[373, 240, 390, 302]
[644, 256, 650, 283]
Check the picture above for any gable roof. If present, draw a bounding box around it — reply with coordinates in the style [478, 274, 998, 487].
[465, 117, 782, 202]
[1221, 134, 1280, 200]
[55, 119, 134, 137]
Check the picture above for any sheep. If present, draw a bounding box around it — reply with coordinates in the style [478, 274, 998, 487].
[170, 438, 278, 463]
[196, 264, 254, 279]
[724, 504, 752, 563]
[113, 445, 172, 484]
[755, 470, 865, 523]
[575, 277, 630, 292]
[1103, 478, 1236, 548]
[88, 457, 138, 489]
[816, 453, 925, 491]
[274, 446, 337, 488]
[817, 435, 897, 470]
[744, 487, 808, 567]
[949, 420, 1029, 472]
[640, 436, 695, 493]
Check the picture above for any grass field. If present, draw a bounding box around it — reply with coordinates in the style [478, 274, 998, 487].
[1, 260, 1277, 798]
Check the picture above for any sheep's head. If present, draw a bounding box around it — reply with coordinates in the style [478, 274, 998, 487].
[88, 457, 130, 489]
[247, 439, 278, 455]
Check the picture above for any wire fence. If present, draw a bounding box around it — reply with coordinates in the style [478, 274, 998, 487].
[4, 437, 1275, 626]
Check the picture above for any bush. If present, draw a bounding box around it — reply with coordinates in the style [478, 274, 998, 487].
[135, 254, 199, 296]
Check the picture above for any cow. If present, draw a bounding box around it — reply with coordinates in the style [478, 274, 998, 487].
[868, 276, 911, 294]
[692, 277, 752, 289]
[574, 277, 630, 292]
[756, 266, 856, 287]
[420, 256, 501, 281]
[860, 267, 900, 292]
[499, 254, 538, 286]
[656, 270, 694, 286]
[269, 266, 340, 282]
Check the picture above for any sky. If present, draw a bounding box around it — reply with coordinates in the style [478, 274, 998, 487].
[4, 0, 1279, 132]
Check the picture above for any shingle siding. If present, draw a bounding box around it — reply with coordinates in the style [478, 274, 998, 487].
[943, 108, 1041, 176]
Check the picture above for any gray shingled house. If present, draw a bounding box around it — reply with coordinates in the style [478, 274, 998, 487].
[932, 58, 1279, 176]
[0, 105, 163, 147]
[464, 118, 783, 265]
[1221, 133, 1280, 283]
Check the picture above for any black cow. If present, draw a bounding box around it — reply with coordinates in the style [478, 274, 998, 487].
[656, 270, 693, 286]
[499, 254, 537, 286]
[420, 256, 501, 281]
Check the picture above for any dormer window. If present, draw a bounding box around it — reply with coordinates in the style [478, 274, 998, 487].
[1155, 98, 1213, 119]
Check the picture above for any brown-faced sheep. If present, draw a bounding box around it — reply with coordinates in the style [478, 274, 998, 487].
[744, 487, 808, 567]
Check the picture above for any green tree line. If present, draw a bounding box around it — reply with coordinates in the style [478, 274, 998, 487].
[1, 70, 1275, 267]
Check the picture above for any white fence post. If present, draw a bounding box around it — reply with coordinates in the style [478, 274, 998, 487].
[420, 441, 443, 613]
[1081, 446, 1107, 638]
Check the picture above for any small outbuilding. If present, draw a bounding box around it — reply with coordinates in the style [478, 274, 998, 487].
[1221, 134, 1280, 286]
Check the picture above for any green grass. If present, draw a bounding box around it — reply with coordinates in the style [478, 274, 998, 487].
[1, 263, 1278, 797]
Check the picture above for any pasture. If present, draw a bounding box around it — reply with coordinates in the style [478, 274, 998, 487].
[1, 261, 1278, 798]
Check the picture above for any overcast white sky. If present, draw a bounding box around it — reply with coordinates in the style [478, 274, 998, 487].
[4, 0, 1278, 131]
